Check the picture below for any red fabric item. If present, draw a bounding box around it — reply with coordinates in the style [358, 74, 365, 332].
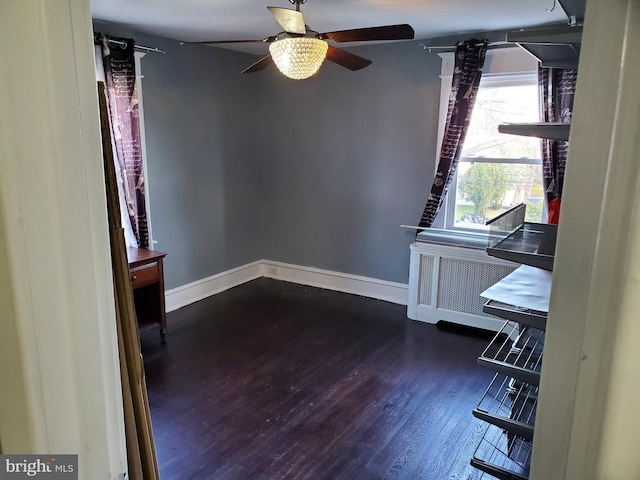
[548, 198, 561, 224]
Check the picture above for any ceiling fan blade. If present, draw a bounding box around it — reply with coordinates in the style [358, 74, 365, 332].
[267, 6, 306, 34]
[322, 24, 415, 43]
[183, 37, 275, 45]
[242, 55, 273, 74]
[325, 46, 372, 71]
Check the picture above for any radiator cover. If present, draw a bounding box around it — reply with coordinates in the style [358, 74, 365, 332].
[408, 242, 517, 331]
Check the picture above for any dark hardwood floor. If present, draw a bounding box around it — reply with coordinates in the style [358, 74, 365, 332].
[140, 278, 494, 480]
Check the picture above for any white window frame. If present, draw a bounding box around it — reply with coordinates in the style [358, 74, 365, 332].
[432, 47, 542, 231]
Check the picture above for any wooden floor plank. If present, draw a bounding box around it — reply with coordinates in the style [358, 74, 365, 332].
[140, 278, 493, 480]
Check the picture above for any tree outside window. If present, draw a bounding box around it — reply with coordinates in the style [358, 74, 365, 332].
[448, 78, 544, 230]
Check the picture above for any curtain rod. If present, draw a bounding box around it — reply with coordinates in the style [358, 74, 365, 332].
[98, 36, 165, 54]
[420, 41, 510, 52]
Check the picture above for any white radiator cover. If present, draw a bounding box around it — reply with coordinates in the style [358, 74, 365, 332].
[408, 242, 517, 331]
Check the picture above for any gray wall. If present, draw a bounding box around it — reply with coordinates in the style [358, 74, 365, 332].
[258, 41, 441, 283]
[95, 22, 269, 289]
[94, 22, 442, 288]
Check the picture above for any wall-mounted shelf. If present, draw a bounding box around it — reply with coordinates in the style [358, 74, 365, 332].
[483, 300, 547, 331]
[558, 0, 587, 24]
[479, 321, 544, 386]
[505, 24, 583, 69]
[470, 205, 553, 480]
[473, 373, 538, 440]
[498, 122, 571, 141]
[472, 423, 531, 480]
[480, 265, 552, 314]
[486, 222, 557, 271]
[506, 25, 583, 45]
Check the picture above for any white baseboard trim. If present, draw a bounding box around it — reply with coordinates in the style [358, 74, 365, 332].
[165, 261, 263, 312]
[165, 260, 408, 313]
[261, 261, 408, 305]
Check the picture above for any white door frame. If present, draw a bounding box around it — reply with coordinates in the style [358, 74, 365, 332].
[532, 0, 640, 478]
[0, 1, 127, 478]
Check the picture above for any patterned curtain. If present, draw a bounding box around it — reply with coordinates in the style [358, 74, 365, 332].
[418, 40, 488, 228]
[98, 33, 149, 248]
[538, 66, 577, 224]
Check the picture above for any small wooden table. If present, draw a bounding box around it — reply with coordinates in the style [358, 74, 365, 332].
[127, 247, 168, 337]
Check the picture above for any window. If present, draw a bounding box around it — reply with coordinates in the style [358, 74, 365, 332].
[433, 49, 545, 231]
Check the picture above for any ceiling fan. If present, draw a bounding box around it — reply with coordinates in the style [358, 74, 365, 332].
[185, 0, 415, 79]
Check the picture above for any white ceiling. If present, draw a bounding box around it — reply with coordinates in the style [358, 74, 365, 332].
[91, 0, 570, 55]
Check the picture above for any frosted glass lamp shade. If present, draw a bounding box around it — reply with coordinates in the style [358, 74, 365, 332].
[269, 37, 328, 80]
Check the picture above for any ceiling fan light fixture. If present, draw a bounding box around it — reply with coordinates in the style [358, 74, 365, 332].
[269, 37, 328, 80]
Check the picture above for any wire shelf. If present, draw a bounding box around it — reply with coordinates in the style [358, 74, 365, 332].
[473, 373, 538, 440]
[471, 423, 532, 480]
[479, 322, 544, 386]
[483, 300, 547, 331]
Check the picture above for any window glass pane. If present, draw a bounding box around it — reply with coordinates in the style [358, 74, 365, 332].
[449, 79, 544, 231]
[454, 162, 544, 229]
[462, 84, 540, 159]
